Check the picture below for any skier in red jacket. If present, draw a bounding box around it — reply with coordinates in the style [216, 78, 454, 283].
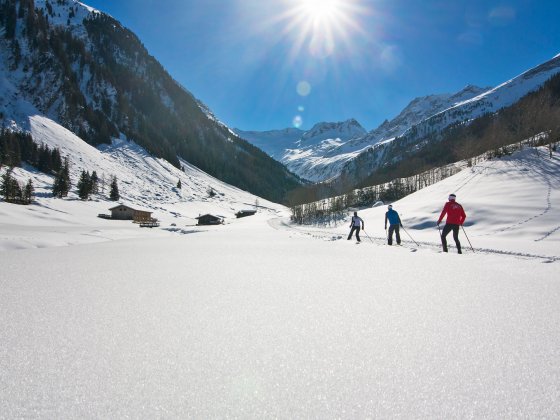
[437, 193, 466, 254]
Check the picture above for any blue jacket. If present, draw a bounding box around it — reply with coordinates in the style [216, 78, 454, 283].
[385, 209, 402, 227]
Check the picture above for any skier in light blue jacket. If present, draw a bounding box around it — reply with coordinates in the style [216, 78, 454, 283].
[348, 211, 364, 242]
[384, 205, 403, 245]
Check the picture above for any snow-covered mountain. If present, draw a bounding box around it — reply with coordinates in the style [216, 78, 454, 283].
[0, 0, 300, 202]
[238, 54, 560, 185]
[297, 119, 367, 145]
[236, 87, 487, 182]
[335, 53, 560, 186]
[343, 85, 490, 151]
[232, 127, 304, 162]
[236, 119, 368, 182]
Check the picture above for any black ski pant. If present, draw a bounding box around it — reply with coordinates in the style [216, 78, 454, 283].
[441, 223, 461, 254]
[348, 226, 361, 242]
[388, 224, 401, 245]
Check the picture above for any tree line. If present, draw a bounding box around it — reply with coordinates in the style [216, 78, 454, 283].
[76, 170, 119, 201]
[0, 129, 62, 174]
[0, 129, 121, 204]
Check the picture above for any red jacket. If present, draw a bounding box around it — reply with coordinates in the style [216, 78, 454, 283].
[438, 201, 466, 225]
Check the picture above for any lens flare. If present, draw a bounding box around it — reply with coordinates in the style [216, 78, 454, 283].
[293, 115, 303, 128]
[296, 81, 312, 96]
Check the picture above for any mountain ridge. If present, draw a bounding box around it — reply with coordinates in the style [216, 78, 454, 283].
[336, 53, 560, 188]
[0, 0, 301, 203]
[235, 85, 489, 182]
[236, 53, 560, 186]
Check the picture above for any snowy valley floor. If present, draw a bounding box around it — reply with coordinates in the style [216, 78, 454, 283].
[1, 146, 560, 418]
[1, 211, 559, 418]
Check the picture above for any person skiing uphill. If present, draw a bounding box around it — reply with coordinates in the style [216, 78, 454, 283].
[437, 193, 467, 254]
[384, 204, 403, 245]
[348, 211, 364, 242]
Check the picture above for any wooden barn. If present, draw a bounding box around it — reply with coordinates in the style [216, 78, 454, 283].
[235, 209, 257, 218]
[196, 214, 223, 226]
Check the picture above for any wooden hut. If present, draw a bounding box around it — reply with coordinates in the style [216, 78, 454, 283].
[195, 214, 223, 226]
[109, 204, 136, 220]
[109, 204, 154, 222]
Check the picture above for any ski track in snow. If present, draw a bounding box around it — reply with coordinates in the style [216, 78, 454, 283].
[269, 218, 559, 263]
[536, 224, 560, 242]
[472, 156, 558, 240]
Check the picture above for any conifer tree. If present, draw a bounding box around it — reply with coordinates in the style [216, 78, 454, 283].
[1, 168, 15, 200]
[37, 143, 52, 173]
[109, 175, 119, 201]
[51, 148, 62, 173]
[12, 180, 22, 203]
[61, 157, 71, 196]
[0, 167, 23, 203]
[53, 157, 71, 198]
[77, 170, 91, 200]
[52, 171, 63, 198]
[176, 179, 181, 189]
[23, 179, 34, 204]
[90, 171, 99, 194]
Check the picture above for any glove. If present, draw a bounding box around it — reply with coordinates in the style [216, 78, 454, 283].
[384, 225, 387, 230]
[436, 221, 440, 227]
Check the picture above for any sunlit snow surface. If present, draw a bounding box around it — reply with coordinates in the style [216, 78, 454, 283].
[1, 146, 559, 418]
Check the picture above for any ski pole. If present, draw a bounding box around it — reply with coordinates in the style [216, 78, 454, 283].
[402, 226, 419, 246]
[461, 225, 475, 253]
[363, 230, 375, 244]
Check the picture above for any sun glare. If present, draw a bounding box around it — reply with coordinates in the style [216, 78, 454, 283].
[279, 0, 367, 60]
[300, 0, 341, 23]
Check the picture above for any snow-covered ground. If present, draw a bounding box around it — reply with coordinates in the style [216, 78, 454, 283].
[1, 145, 559, 418]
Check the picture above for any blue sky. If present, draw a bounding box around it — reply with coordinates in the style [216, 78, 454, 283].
[83, 0, 560, 132]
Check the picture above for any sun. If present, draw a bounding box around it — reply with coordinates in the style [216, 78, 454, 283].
[300, 0, 342, 24]
[280, 0, 366, 59]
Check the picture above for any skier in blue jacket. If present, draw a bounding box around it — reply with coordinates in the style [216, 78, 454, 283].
[384, 204, 403, 245]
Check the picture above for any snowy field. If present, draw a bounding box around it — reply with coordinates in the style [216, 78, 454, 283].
[1, 146, 559, 418]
